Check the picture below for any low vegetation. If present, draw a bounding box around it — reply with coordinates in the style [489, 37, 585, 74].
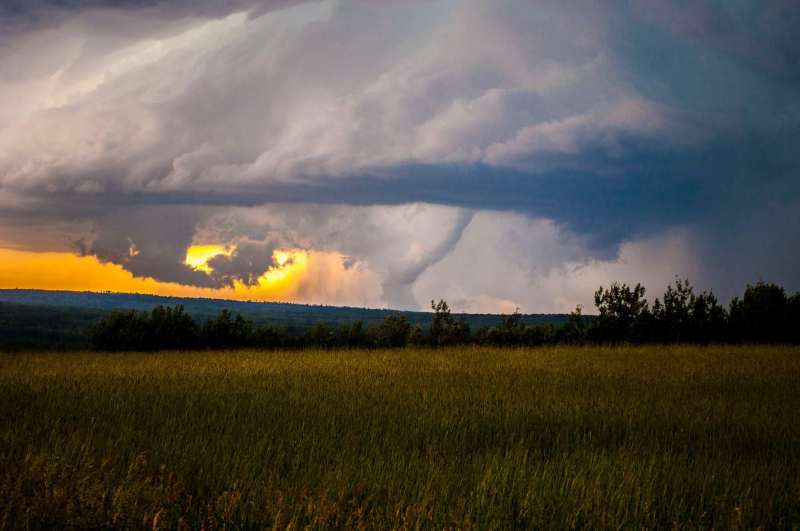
[1, 346, 799, 528]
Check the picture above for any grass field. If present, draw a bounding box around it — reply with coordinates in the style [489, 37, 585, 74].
[1, 346, 799, 529]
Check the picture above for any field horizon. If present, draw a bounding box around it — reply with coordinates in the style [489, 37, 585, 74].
[2, 345, 799, 529]
[0, 288, 572, 351]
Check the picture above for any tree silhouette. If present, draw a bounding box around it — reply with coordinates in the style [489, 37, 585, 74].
[592, 283, 648, 342]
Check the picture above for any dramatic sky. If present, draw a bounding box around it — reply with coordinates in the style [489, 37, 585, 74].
[1, 0, 798, 312]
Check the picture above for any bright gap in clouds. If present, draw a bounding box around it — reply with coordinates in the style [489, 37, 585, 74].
[184, 244, 308, 287]
[263, 250, 306, 284]
[185, 245, 234, 273]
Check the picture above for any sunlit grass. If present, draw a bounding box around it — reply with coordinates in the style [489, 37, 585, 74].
[1, 346, 799, 529]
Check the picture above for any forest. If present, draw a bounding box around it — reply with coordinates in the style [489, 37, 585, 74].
[87, 279, 800, 351]
[0, 291, 566, 351]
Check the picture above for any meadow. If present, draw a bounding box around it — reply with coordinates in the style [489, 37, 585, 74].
[1, 346, 799, 529]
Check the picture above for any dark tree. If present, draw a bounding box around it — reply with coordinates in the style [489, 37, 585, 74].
[650, 278, 727, 343]
[729, 282, 788, 342]
[305, 323, 337, 349]
[149, 305, 199, 350]
[377, 314, 411, 348]
[481, 309, 524, 346]
[687, 289, 727, 342]
[656, 278, 694, 341]
[339, 321, 370, 348]
[787, 293, 800, 343]
[429, 300, 470, 346]
[90, 305, 199, 351]
[89, 310, 150, 351]
[590, 282, 649, 342]
[562, 305, 588, 343]
[201, 310, 253, 349]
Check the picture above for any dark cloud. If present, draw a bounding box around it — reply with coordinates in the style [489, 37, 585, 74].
[79, 206, 219, 287]
[206, 239, 283, 287]
[630, 0, 800, 81]
[0, 0, 798, 309]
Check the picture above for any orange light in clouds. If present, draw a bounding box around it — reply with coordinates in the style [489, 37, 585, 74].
[183, 245, 308, 288]
[261, 250, 307, 284]
[0, 247, 212, 297]
[0, 246, 310, 302]
[184, 245, 233, 272]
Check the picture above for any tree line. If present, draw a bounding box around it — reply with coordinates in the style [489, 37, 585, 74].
[89, 279, 800, 351]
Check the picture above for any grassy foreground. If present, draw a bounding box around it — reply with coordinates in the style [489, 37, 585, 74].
[1, 346, 799, 529]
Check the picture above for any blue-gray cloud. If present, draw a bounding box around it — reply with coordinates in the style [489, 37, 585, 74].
[0, 0, 798, 309]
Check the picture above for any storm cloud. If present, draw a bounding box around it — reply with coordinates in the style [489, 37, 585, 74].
[0, 0, 798, 311]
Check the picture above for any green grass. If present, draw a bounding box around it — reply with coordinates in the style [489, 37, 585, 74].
[1, 346, 799, 529]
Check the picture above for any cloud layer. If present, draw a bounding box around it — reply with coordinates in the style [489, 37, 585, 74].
[0, 0, 798, 311]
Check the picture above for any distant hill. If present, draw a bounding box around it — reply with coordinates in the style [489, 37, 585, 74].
[0, 289, 569, 350]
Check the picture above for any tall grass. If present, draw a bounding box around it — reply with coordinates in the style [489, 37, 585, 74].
[1, 346, 799, 529]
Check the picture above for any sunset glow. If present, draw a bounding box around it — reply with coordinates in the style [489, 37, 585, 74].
[183, 244, 309, 288]
[0, 247, 218, 298]
[0, 247, 312, 302]
[184, 245, 233, 273]
[260, 250, 307, 285]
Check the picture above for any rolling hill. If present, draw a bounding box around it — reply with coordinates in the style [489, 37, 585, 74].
[0, 289, 569, 350]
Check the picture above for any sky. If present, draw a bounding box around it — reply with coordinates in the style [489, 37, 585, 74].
[0, 0, 798, 312]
